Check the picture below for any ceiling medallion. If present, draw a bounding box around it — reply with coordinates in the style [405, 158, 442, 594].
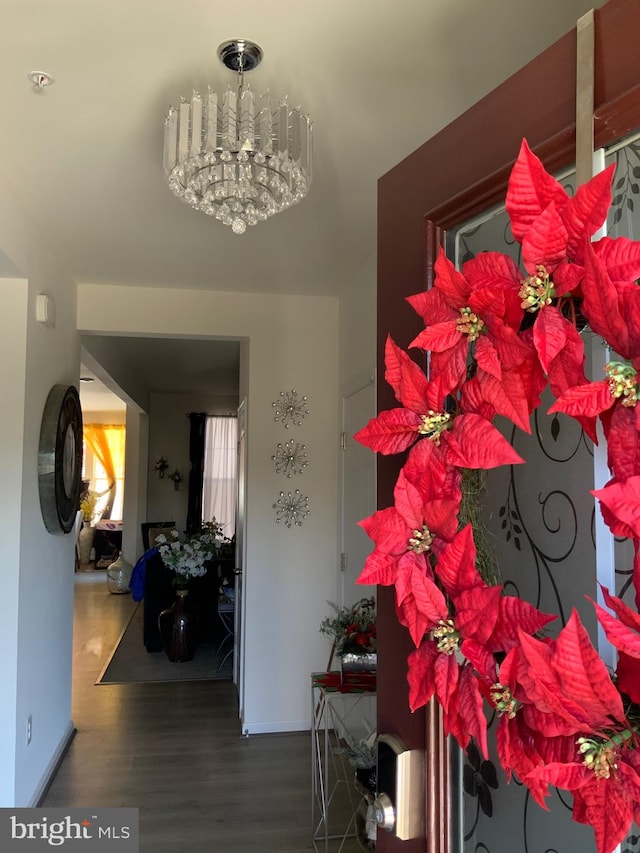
[163, 38, 313, 235]
[27, 71, 55, 91]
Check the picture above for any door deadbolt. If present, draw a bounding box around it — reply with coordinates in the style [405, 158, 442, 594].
[373, 791, 395, 831]
[375, 734, 425, 840]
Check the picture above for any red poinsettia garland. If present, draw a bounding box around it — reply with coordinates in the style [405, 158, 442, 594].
[355, 139, 640, 853]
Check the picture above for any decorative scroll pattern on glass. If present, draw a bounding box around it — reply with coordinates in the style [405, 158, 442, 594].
[271, 439, 308, 478]
[273, 489, 309, 527]
[622, 832, 640, 853]
[607, 137, 640, 229]
[272, 390, 309, 428]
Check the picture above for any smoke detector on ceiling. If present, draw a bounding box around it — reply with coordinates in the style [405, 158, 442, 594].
[27, 71, 54, 91]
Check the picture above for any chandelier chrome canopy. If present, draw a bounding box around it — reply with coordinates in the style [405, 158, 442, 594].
[163, 39, 313, 235]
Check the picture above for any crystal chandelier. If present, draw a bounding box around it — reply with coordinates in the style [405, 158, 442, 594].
[163, 39, 313, 235]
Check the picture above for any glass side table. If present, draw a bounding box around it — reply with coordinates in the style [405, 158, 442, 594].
[311, 672, 377, 852]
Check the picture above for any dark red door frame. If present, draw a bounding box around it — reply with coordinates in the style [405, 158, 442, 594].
[376, 2, 640, 852]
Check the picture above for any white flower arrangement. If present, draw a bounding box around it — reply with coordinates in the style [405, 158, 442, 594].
[155, 529, 210, 585]
[154, 519, 232, 585]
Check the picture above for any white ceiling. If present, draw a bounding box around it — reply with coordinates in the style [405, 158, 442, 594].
[79, 337, 241, 412]
[3, 0, 604, 408]
[79, 366, 126, 413]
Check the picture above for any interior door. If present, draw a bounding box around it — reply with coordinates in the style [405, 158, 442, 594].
[234, 398, 247, 717]
[375, 2, 640, 851]
[340, 377, 376, 605]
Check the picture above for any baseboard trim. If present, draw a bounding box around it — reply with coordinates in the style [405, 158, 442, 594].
[31, 721, 77, 807]
[241, 719, 309, 736]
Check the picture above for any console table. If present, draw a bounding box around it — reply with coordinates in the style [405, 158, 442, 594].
[311, 672, 376, 852]
[93, 520, 123, 568]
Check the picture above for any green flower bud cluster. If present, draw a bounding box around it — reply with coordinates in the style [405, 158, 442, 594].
[431, 619, 460, 655]
[518, 265, 556, 313]
[408, 525, 434, 554]
[577, 736, 618, 780]
[456, 307, 484, 342]
[418, 410, 452, 444]
[490, 683, 520, 719]
[606, 361, 640, 407]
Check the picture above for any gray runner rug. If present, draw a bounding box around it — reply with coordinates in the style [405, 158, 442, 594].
[97, 603, 233, 684]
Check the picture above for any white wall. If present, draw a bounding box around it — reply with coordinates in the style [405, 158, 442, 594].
[82, 408, 126, 424]
[0, 277, 28, 806]
[78, 284, 339, 732]
[146, 391, 239, 538]
[123, 408, 149, 561]
[339, 254, 376, 393]
[0, 176, 79, 807]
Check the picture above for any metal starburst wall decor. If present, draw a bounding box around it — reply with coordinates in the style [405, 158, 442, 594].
[273, 489, 310, 528]
[272, 389, 309, 428]
[271, 439, 308, 478]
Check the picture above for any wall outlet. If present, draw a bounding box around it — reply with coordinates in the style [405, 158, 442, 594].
[26, 715, 32, 746]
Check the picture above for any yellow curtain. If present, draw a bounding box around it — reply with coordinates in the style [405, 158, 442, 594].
[83, 424, 126, 514]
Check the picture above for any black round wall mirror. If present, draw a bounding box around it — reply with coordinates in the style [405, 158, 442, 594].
[38, 384, 84, 534]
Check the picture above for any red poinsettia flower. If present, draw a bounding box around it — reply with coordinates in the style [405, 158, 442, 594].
[405, 525, 500, 757]
[505, 140, 610, 411]
[592, 476, 640, 539]
[516, 611, 625, 735]
[459, 244, 594, 435]
[461, 251, 525, 330]
[580, 230, 640, 363]
[549, 361, 640, 516]
[527, 750, 640, 853]
[488, 647, 576, 807]
[506, 138, 615, 291]
[357, 469, 460, 646]
[591, 477, 640, 608]
[406, 250, 533, 431]
[406, 525, 555, 759]
[433, 524, 555, 658]
[408, 638, 490, 758]
[497, 610, 639, 853]
[504, 140, 640, 436]
[354, 337, 525, 483]
[590, 585, 640, 704]
[548, 356, 640, 474]
[602, 401, 640, 486]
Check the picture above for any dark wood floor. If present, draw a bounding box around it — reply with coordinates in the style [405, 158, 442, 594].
[42, 572, 363, 852]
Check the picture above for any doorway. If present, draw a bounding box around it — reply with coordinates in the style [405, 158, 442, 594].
[76, 336, 242, 689]
[340, 376, 376, 605]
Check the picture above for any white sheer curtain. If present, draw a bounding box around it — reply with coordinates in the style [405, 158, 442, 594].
[202, 415, 238, 537]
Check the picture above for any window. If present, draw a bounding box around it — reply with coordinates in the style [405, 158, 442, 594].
[82, 424, 126, 520]
[202, 416, 237, 537]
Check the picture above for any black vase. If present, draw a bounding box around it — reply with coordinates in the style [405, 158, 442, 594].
[158, 588, 198, 662]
